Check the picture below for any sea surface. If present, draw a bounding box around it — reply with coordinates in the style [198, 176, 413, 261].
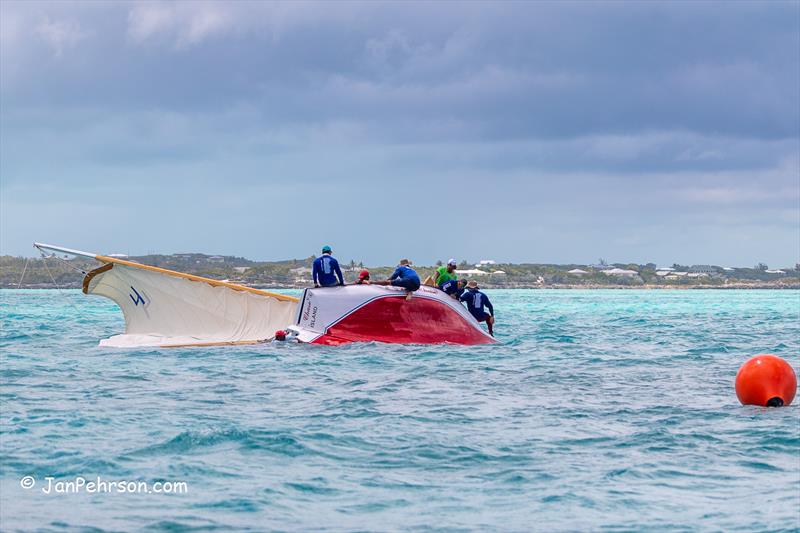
[1, 289, 798, 532]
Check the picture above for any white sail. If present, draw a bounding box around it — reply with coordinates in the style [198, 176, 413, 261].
[82, 258, 298, 348]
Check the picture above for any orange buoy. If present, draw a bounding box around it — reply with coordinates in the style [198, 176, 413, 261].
[735, 354, 797, 407]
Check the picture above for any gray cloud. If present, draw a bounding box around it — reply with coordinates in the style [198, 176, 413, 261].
[1, 0, 798, 265]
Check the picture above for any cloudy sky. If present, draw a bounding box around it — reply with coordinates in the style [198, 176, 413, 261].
[1, 1, 798, 266]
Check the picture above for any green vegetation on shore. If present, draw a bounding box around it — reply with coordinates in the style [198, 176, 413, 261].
[2, 254, 798, 289]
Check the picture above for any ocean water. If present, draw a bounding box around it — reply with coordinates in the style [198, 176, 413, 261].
[1, 288, 798, 532]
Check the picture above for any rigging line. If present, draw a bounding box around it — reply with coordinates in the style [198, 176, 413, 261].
[40, 252, 83, 315]
[42, 250, 89, 275]
[38, 251, 107, 341]
[17, 257, 30, 289]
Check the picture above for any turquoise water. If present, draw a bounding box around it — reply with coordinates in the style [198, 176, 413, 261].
[1, 289, 798, 531]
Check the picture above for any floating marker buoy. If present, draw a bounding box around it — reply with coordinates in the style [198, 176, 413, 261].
[735, 354, 797, 407]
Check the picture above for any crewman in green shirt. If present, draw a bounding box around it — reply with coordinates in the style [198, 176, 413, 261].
[433, 259, 458, 288]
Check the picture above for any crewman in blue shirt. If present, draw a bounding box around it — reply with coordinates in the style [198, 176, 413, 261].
[440, 278, 467, 299]
[460, 280, 495, 336]
[375, 258, 420, 300]
[312, 245, 344, 288]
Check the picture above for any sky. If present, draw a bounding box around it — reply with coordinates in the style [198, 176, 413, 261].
[1, 1, 798, 267]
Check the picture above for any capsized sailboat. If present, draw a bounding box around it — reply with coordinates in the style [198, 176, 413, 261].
[33, 243, 495, 347]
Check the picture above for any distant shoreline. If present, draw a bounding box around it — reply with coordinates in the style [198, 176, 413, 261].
[3, 254, 797, 290]
[7, 283, 799, 290]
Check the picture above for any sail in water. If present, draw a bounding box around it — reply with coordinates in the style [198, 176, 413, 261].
[35, 243, 298, 348]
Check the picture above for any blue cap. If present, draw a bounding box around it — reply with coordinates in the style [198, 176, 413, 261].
[322, 245, 332, 253]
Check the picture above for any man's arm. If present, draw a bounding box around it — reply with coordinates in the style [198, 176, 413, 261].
[312, 259, 320, 287]
[484, 294, 494, 316]
[432, 267, 442, 286]
[389, 267, 400, 281]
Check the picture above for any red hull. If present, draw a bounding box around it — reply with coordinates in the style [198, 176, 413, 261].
[312, 295, 494, 345]
[291, 285, 495, 345]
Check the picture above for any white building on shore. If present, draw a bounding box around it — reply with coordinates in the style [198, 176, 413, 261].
[456, 269, 489, 277]
[602, 268, 639, 277]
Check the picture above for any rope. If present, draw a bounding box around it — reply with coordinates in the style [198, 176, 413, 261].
[40, 253, 83, 314]
[35, 248, 106, 341]
[41, 250, 88, 275]
[17, 257, 30, 289]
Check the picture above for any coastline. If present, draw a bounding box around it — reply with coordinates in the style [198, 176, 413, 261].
[7, 282, 799, 290]
[4, 255, 798, 291]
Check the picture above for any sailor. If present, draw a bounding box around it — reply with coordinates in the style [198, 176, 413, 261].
[391, 259, 421, 299]
[312, 245, 344, 288]
[440, 278, 467, 299]
[460, 280, 495, 336]
[375, 259, 420, 300]
[356, 269, 371, 285]
[272, 329, 299, 343]
[433, 258, 458, 287]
